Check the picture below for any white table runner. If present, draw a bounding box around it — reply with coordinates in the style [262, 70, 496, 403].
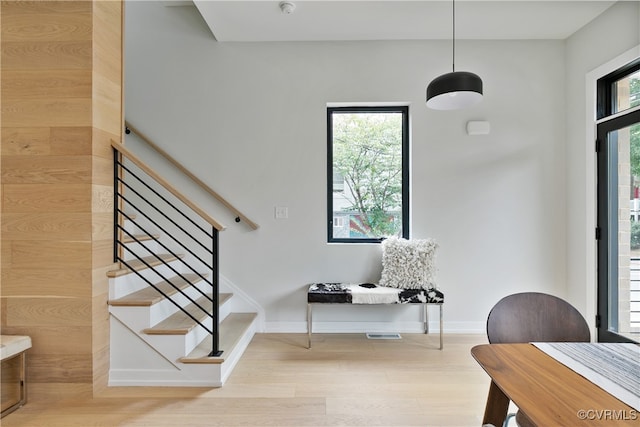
[534, 342, 640, 411]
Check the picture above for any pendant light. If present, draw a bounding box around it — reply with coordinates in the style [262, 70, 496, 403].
[426, 0, 483, 110]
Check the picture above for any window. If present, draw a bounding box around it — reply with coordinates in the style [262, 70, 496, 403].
[612, 69, 640, 114]
[597, 60, 640, 119]
[327, 106, 409, 243]
[596, 58, 640, 344]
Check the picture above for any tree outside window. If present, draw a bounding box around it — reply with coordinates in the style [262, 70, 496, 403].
[622, 71, 640, 248]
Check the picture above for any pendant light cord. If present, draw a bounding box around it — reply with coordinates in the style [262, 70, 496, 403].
[452, 0, 456, 72]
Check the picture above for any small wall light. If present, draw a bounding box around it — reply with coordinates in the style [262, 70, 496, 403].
[466, 121, 490, 135]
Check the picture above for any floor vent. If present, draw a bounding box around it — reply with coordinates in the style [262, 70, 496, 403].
[366, 333, 402, 340]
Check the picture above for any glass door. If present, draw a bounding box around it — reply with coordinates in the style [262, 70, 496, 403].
[597, 111, 640, 343]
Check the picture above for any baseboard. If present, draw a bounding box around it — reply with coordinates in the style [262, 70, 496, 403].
[108, 366, 222, 387]
[108, 376, 222, 388]
[264, 321, 485, 334]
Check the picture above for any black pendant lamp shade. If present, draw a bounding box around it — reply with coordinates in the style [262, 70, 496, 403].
[426, 71, 483, 110]
[426, 0, 483, 110]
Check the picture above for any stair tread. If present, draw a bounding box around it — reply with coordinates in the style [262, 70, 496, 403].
[108, 273, 210, 306]
[122, 234, 160, 244]
[143, 293, 233, 335]
[107, 254, 185, 278]
[180, 312, 258, 364]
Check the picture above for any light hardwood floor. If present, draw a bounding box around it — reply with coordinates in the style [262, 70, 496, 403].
[3, 333, 492, 427]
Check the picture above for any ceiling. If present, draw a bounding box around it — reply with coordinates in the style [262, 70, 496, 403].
[188, 0, 620, 42]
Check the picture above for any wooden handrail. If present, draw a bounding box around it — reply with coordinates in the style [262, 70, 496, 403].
[111, 140, 226, 232]
[124, 121, 259, 230]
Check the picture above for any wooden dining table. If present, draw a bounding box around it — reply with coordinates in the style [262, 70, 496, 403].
[471, 343, 639, 426]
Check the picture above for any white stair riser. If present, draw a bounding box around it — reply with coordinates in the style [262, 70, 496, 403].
[144, 321, 212, 360]
[109, 259, 190, 300]
[147, 279, 213, 325]
[182, 256, 214, 275]
[109, 280, 212, 329]
[123, 217, 156, 235]
[121, 240, 161, 261]
[219, 299, 231, 324]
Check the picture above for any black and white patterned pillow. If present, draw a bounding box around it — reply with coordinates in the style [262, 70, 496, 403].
[379, 236, 438, 289]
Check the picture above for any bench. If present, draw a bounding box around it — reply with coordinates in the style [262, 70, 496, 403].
[307, 283, 444, 349]
[1, 335, 31, 418]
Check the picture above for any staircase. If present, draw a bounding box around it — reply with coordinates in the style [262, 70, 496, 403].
[107, 139, 260, 387]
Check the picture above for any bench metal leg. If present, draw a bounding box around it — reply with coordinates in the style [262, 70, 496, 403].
[422, 304, 444, 350]
[306, 299, 442, 350]
[307, 303, 312, 349]
[1, 351, 27, 418]
[423, 304, 429, 334]
[439, 304, 443, 350]
[424, 304, 443, 350]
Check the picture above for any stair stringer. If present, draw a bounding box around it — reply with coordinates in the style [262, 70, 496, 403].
[109, 315, 223, 387]
[108, 212, 263, 386]
[218, 314, 258, 384]
[108, 268, 261, 387]
[109, 277, 231, 370]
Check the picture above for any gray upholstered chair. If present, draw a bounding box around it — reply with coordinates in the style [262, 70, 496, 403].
[486, 292, 591, 427]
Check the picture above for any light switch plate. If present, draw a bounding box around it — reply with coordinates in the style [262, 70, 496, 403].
[275, 206, 288, 219]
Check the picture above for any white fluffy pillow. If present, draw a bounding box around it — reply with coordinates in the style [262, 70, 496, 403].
[379, 236, 438, 289]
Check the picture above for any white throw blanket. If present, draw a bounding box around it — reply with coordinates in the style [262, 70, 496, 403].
[348, 284, 400, 304]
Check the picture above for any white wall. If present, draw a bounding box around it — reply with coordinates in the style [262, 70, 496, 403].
[125, 1, 568, 333]
[565, 1, 640, 335]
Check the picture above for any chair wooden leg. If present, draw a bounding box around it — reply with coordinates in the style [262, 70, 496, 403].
[515, 410, 535, 427]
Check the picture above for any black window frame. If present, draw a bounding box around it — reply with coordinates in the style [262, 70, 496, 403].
[596, 58, 640, 119]
[596, 58, 640, 344]
[327, 105, 410, 244]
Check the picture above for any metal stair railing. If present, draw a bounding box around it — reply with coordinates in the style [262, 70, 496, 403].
[112, 141, 224, 357]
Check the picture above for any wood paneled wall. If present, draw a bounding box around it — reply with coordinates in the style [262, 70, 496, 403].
[1, 0, 122, 396]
